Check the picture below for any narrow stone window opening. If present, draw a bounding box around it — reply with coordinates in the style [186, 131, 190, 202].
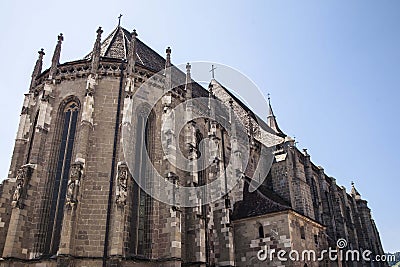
[258, 224, 264, 238]
[300, 225, 306, 240]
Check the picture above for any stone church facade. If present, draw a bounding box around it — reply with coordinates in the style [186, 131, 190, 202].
[0, 24, 386, 267]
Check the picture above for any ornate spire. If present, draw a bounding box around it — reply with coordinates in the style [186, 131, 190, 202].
[185, 63, 192, 98]
[49, 33, 64, 79]
[91, 27, 103, 74]
[29, 49, 45, 91]
[266, 94, 285, 136]
[126, 29, 137, 77]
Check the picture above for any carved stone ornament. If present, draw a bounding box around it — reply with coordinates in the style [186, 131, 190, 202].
[86, 74, 97, 96]
[65, 162, 83, 207]
[11, 165, 34, 209]
[116, 163, 129, 207]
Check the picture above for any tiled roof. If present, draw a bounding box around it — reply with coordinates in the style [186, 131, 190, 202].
[85, 26, 166, 72]
[231, 178, 291, 221]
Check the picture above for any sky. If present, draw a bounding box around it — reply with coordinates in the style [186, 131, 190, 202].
[0, 0, 399, 252]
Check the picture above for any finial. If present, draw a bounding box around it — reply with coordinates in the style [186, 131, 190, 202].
[267, 93, 273, 116]
[185, 63, 192, 98]
[165, 47, 171, 68]
[39, 48, 45, 57]
[96, 26, 103, 36]
[210, 64, 217, 79]
[351, 181, 355, 187]
[118, 14, 123, 27]
[58, 33, 64, 43]
[293, 136, 299, 147]
[132, 29, 137, 38]
[303, 148, 308, 156]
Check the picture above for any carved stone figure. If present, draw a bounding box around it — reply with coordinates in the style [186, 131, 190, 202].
[11, 165, 33, 209]
[86, 74, 97, 96]
[65, 162, 83, 207]
[116, 163, 129, 206]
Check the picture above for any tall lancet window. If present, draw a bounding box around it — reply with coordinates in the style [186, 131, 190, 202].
[195, 130, 207, 216]
[46, 101, 79, 254]
[196, 130, 206, 187]
[130, 110, 154, 256]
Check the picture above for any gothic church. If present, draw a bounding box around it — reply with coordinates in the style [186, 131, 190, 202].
[0, 23, 386, 267]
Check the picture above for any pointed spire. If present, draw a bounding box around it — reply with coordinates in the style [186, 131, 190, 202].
[91, 27, 103, 74]
[267, 94, 285, 136]
[351, 181, 361, 200]
[49, 33, 64, 79]
[185, 63, 192, 98]
[126, 29, 138, 77]
[29, 49, 45, 91]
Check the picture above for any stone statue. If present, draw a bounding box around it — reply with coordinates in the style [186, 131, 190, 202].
[66, 162, 83, 207]
[116, 164, 128, 206]
[11, 165, 33, 209]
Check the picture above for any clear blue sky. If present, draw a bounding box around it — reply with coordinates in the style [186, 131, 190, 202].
[0, 0, 399, 252]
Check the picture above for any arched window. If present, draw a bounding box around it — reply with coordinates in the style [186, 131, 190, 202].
[130, 110, 154, 256]
[46, 101, 79, 254]
[258, 224, 264, 238]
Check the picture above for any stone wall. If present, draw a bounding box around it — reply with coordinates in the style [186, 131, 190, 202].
[233, 210, 326, 267]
